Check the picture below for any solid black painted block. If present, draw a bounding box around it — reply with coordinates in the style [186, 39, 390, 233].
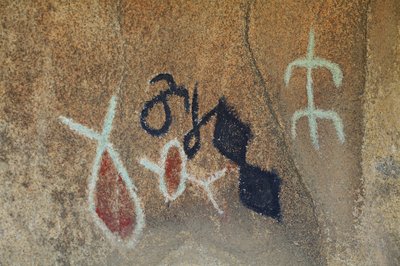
[213, 99, 252, 165]
[239, 164, 281, 221]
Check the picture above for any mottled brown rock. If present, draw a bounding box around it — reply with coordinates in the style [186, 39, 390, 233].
[358, 0, 400, 265]
[0, 0, 398, 265]
[246, 0, 368, 263]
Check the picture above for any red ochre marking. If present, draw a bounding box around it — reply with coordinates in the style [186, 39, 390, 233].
[95, 151, 136, 239]
[165, 147, 182, 196]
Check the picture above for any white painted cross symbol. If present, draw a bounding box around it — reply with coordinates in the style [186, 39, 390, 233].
[59, 96, 145, 248]
[284, 28, 345, 149]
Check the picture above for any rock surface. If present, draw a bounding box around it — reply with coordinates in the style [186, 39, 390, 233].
[358, 0, 400, 265]
[0, 0, 398, 265]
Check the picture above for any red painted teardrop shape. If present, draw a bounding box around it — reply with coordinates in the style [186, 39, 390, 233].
[165, 147, 182, 196]
[95, 151, 136, 239]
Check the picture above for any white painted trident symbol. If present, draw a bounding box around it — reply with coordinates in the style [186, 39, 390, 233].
[284, 28, 345, 149]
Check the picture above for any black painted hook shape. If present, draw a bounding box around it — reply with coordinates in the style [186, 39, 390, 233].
[140, 73, 190, 136]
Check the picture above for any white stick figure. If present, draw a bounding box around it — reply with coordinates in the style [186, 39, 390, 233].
[140, 139, 226, 215]
[59, 96, 145, 248]
[284, 28, 345, 149]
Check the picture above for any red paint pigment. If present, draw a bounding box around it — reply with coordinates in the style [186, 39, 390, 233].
[164, 147, 182, 196]
[95, 151, 136, 239]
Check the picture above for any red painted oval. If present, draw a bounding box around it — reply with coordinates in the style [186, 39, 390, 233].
[164, 146, 182, 196]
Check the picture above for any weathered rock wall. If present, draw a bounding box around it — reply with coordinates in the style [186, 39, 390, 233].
[357, 0, 400, 265]
[0, 0, 398, 265]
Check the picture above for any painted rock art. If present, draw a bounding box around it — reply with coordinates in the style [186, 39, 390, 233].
[141, 73, 281, 220]
[285, 28, 345, 149]
[140, 73, 190, 137]
[140, 139, 226, 214]
[140, 139, 189, 202]
[164, 146, 183, 196]
[96, 151, 136, 240]
[58, 74, 282, 248]
[59, 96, 145, 247]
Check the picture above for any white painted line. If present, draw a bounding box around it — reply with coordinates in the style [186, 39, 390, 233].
[59, 95, 145, 248]
[285, 28, 345, 149]
[140, 139, 226, 214]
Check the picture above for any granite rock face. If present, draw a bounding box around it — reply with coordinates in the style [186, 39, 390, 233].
[0, 0, 398, 265]
[358, 1, 400, 265]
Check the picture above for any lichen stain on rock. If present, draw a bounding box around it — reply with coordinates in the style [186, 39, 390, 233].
[376, 156, 400, 179]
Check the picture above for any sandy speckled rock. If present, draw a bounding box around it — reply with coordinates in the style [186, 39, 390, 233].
[0, 0, 399, 265]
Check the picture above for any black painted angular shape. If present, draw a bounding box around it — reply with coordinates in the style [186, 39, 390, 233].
[213, 99, 252, 165]
[239, 164, 281, 221]
[140, 73, 282, 220]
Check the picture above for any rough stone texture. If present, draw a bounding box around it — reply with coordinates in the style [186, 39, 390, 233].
[0, 0, 398, 265]
[246, 1, 368, 263]
[357, 0, 400, 265]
